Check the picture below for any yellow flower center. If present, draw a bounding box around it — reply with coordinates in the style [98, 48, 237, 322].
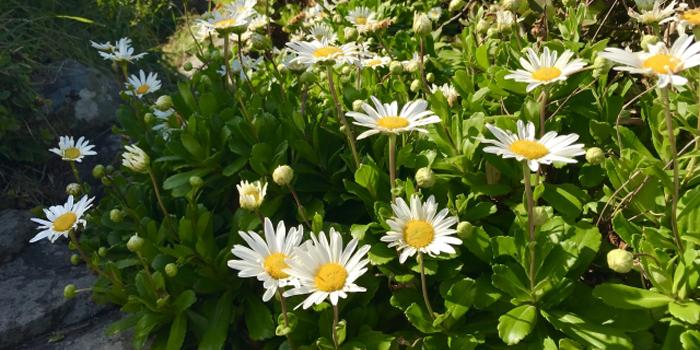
[314, 47, 343, 58]
[53, 212, 77, 232]
[315, 263, 347, 292]
[681, 10, 700, 25]
[243, 188, 261, 203]
[64, 147, 81, 159]
[215, 19, 237, 27]
[431, 11, 439, 16]
[403, 220, 435, 248]
[531, 67, 562, 82]
[315, 35, 324, 41]
[509, 140, 549, 160]
[377, 116, 409, 130]
[264, 253, 290, 279]
[355, 16, 367, 24]
[643, 54, 679, 74]
[136, 85, 150, 94]
[366, 59, 383, 66]
[237, 7, 247, 13]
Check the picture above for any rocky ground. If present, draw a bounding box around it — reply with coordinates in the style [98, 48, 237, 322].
[0, 209, 134, 350]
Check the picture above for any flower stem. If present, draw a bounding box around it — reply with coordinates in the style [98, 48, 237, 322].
[660, 87, 684, 252]
[238, 35, 256, 91]
[69, 230, 124, 288]
[255, 210, 265, 226]
[183, 0, 204, 58]
[137, 250, 160, 297]
[332, 303, 340, 349]
[278, 288, 298, 350]
[535, 86, 550, 186]
[685, 72, 700, 184]
[522, 163, 536, 291]
[388, 134, 397, 202]
[223, 36, 234, 91]
[148, 167, 178, 239]
[326, 65, 361, 169]
[419, 38, 432, 95]
[287, 183, 312, 228]
[69, 161, 81, 184]
[418, 251, 436, 320]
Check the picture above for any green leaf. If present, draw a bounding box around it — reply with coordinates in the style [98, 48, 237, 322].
[405, 303, 439, 333]
[669, 301, 700, 324]
[106, 312, 142, 336]
[166, 314, 187, 350]
[681, 330, 700, 350]
[222, 157, 247, 176]
[350, 331, 394, 350]
[498, 305, 537, 345]
[541, 184, 586, 218]
[172, 290, 197, 314]
[199, 92, 218, 117]
[246, 297, 275, 341]
[476, 44, 490, 70]
[56, 15, 102, 25]
[492, 264, 530, 301]
[462, 226, 492, 263]
[181, 134, 205, 159]
[444, 278, 475, 320]
[592, 283, 673, 309]
[133, 312, 170, 350]
[198, 289, 233, 350]
[541, 310, 634, 350]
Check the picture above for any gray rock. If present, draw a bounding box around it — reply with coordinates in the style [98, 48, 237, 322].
[0, 210, 36, 263]
[0, 239, 112, 349]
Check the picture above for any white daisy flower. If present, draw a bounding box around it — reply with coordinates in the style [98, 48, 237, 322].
[345, 6, 377, 31]
[49, 136, 97, 162]
[122, 144, 150, 173]
[431, 83, 459, 106]
[280, 52, 312, 72]
[381, 194, 460, 264]
[660, 6, 700, 31]
[428, 7, 442, 20]
[401, 52, 430, 70]
[305, 4, 330, 24]
[194, 20, 218, 40]
[99, 37, 146, 63]
[495, 9, 517, 32]
[476, 120, 586, 172]
[504, 47, 587, 92]
[30, 195, 94, 243]
[629, 0, 677, 24]
[307, 23, 338, 43]
[199, 10, 251, 33]
[237, 180, 268, 211]
[283, 228, 371, 309]
[286, 38, 364, 66]
[346, 96, 441, 140]
[249, 15, 269, 31]
[597, 34, 700, 87]
[90, 40, 116, 52]
[224, 0, 258, 17]
[228, 218, 304, 301]
[361, 55, 391, 69]
[125, 70, 161, 97]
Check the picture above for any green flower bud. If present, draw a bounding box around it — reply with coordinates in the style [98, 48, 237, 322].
[344, 27, 359, 42]
[70, 254, 81, 265]
[273, 165, 294, 186]
[200, 74, 212, 87]
[340, 75, 351, 84]
[592, 55, 614, 78]
[101, 177, 112, 186]
[184, 61, 193, 71]
[203, 51, 212, 61]
[641, 35, 659, 51]
[66, 183, 82, 196]
[156, 295, 169, 308]
[252, 33, 270, 51]
[449, 0, 465, 12]
[93, 164, 105, 178]
[413, 12, 432, 37]
[503, 0, 522, 12]
[487, 27, 500, 38]
[415, 167, 436, 188]
[300, 71, 316, 84]
[341, 66, 353, 75]
[389, 61, 404, 74]
[410, 79, 422, 92]
[110, 209, 124, 223]
[155, 95, 173, 111]
[64, 284, 77, 299]
[333, 14, 343, 23]
[406, 60, 420, 73]
[210, 49, 222, 60]
[277, 64, 289, 75]
[457, 221, 474, 239]
[323, 98, 333, 108]
[106, 165, 115, 175]
[531, 207, 549, 226]
[352, 100, 364, 112]
[426, 72, 435, 83]
[144, 112, 154, 125]
[607, 249, 634, 273]
[165, 263, 178, 277]
[190, 176, 204, 188]
[127, 234, 144, 252]
[234, 89, 247, 101]
[98, 247, 108, 257]
[476, 19, 490, 34]
[586, 147, 605, 165]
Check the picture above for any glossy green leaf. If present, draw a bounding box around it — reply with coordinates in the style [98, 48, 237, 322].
[498, 305, 537, 345]
[592, 283, 673, 309]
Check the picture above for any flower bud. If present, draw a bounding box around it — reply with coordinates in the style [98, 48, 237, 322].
[415, 167, 436, 188]
[64, 284, 77, 299]
[98, 247, 108, 257]
[165, 263, 178, 277]
[340, 75, 351, 84]
[457, 221, 474, 239]
[426, 72, 435, 83]
[101, 177, 112, 186]
[155, 95, 173, 111]
[273, 165, 294, 186]
[449, 0, 465, 12]
[203, 51, 212, 60]
[106, 165, 115, 175]
[476, 19, 490, 34]
[344, 27, 359, 42]
[389, 61, 404, 74]
[487, 27, 500, 38]
[341, 66, 353, 75]
[110, 209, 124, 223]
[144, 112, 154, 125]
[641, 35, 659, 51]
[210, 49, 222, 60]
[70, 254, 81, 265]
[66, 183, 82, 196]
[323, 98, 333, 108]
[252, 33, 270, 51]
[127, 234, 144, 252]
[93, 164, 105, 178]
[190, 176, 204, 188]
[413, 12, 432, 37]
[277, 64, 289, 75]
[200, 74, 212, 87]
[333, 14, 343, 23]
[410, 79, 422, 92]
[406, 60, 420, 73]
[300, 71, 316, 84]
[592, 55, 613, 78]
[184, 61, 193, 71]
[352, 100, 364, 112]
[607, 249, 634, 273]
[122, 144, 150, 174]
[586, 147, 605, 165]
[503, 0, 522, 12]
[531, 207, 549, 226]
[234, 89, 247, 101]
[157, 296, 169, 308]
